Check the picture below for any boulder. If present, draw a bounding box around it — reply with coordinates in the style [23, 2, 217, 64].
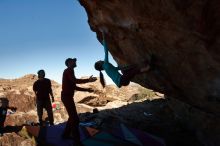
[79, 0, 220, 145]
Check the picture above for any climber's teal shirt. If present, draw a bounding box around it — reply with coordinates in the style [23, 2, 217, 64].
[102, 40, 122, 87]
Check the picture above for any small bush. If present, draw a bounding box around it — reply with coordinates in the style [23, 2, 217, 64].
[138, 87, 156, 100]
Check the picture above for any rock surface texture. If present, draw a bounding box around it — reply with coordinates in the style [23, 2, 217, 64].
[79, 0, 220, 145]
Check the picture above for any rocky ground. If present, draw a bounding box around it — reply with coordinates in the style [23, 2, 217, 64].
[0, 75, 202, 146]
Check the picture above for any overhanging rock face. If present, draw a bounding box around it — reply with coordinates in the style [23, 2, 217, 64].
[80, 0, 220, 114]
[79, 0, 220, 145]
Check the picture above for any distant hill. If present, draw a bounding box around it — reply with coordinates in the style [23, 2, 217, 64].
[0, 74, 62, 112]
[0, 74, 157, 111]
[0, 74, 61, 90]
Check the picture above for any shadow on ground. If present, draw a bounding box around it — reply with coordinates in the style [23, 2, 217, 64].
[1, 98, 202, 146]
[79, 98, 202, 146]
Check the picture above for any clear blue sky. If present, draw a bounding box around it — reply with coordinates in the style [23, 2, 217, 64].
[0, 0, 116, 84]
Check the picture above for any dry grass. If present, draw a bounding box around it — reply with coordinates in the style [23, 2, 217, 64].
[18, 127, 36, 145]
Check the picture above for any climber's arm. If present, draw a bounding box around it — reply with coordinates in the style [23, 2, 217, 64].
[103, 40, 109, 63]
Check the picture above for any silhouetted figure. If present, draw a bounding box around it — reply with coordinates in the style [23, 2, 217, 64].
[33, 70, 54, 126]
[0, 98, 17, 136]
[95, 33, 151, 88]
[61, 58, 96, 146]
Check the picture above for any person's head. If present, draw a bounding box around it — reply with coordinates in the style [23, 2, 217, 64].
[94, 60, 104, 71]
[0, 98, 9, 108]
[65, 58, 77, 68]
[94, 60, 105, 88]
[37, 70, 45, 79]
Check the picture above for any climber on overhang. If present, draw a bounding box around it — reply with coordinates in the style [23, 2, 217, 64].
[94, 31, 151, 88]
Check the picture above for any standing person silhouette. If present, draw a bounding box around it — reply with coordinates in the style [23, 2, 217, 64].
[61, 58, 96, 146]
[33, 70, 54, 126]
[0, 98, 16, 136]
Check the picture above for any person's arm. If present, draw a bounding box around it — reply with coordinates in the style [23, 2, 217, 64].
[33, 82, 37, 95]
[33, 82, 38, 105]
[75, 78, 90, 84]
[65, 69, 90, 84]
[102, 32, 109, 63]
[75, 86, 94, 92]
[75, 76, 97, 84]
[48, 80, 54, 102]
[103, 39, 109, 63]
